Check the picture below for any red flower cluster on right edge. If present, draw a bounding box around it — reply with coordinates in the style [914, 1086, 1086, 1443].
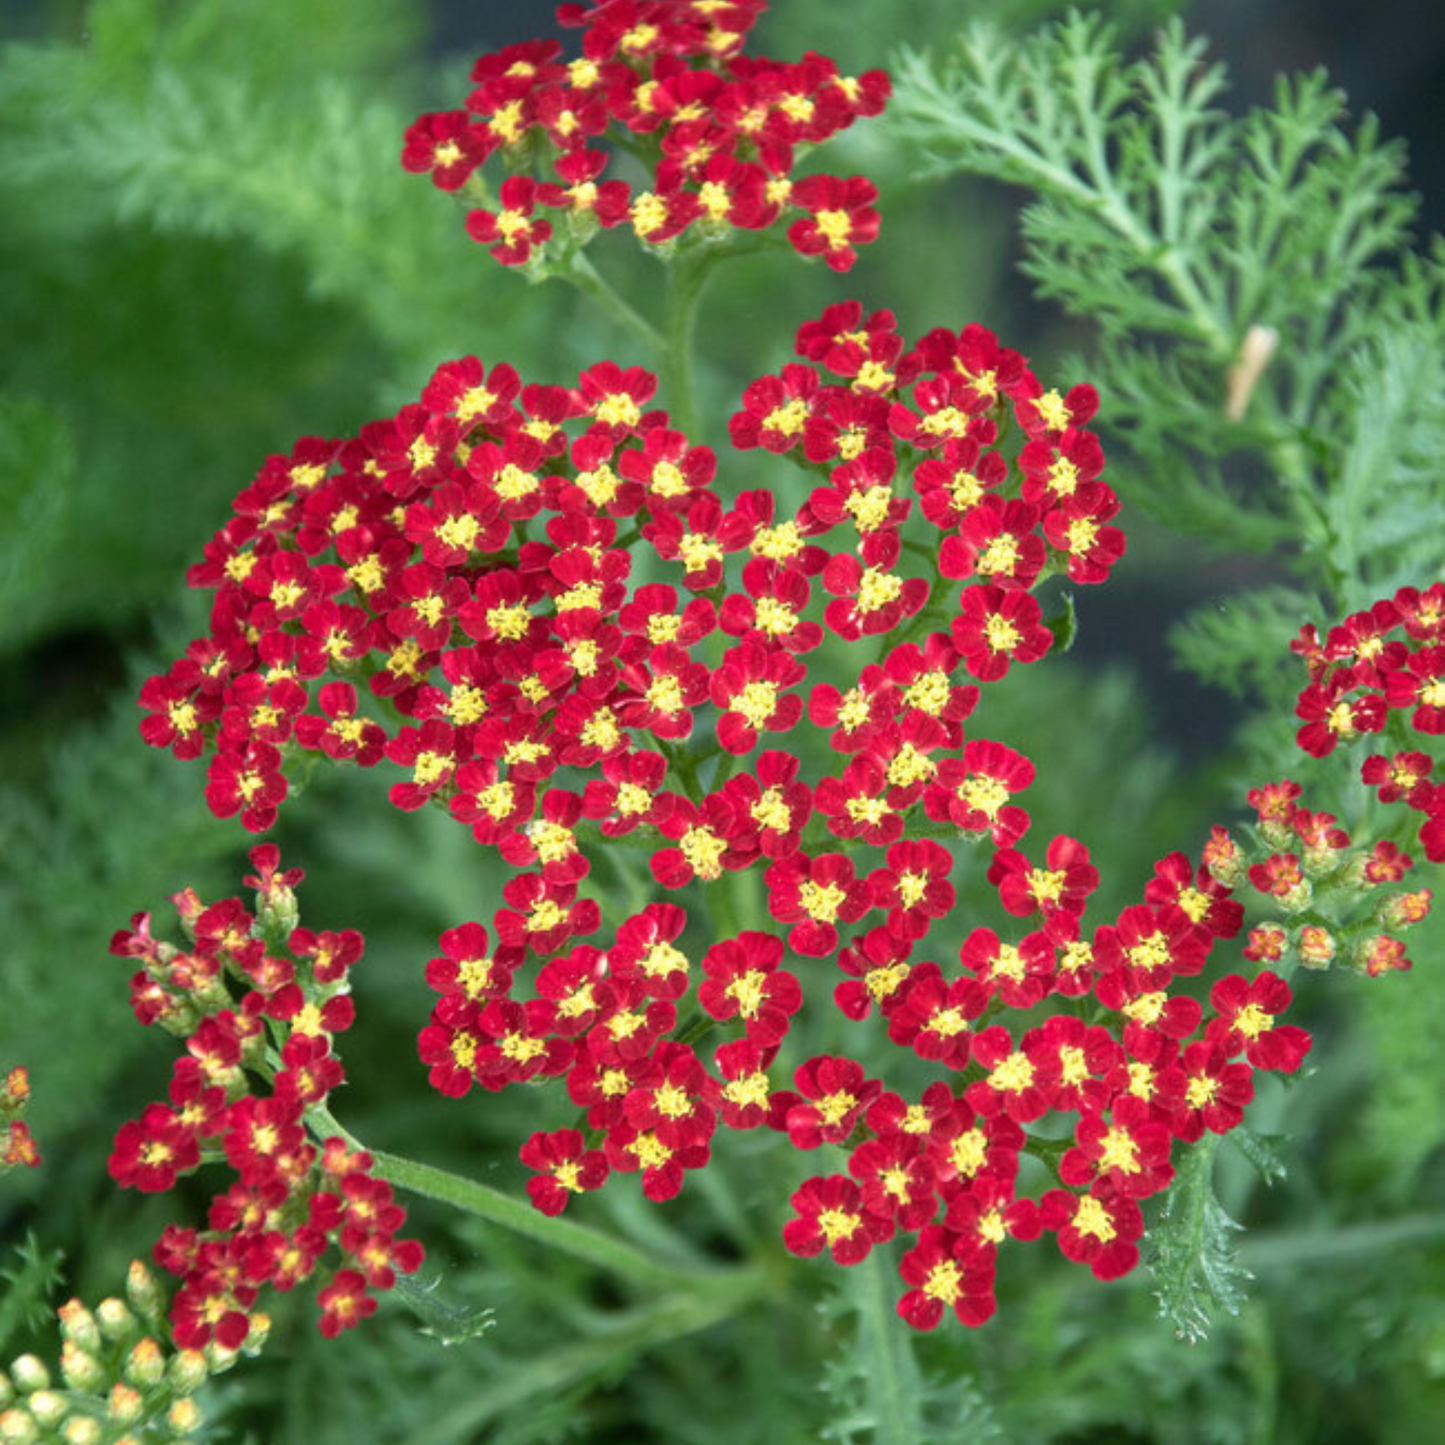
[1291, 584, 1445, 862]
[402, 0, 889, 271]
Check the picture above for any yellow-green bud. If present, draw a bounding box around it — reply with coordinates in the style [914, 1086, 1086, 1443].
[62, 1417, 104, 1445]
[240, 1311, 271, 1358]
[8, 1358, 47, 1395]
[95, 1299, 137, 1343]
[123, 1338, 165, 1390]
[167, 1397, 204, 1436]
[106, 1383, 143, 1427]
[125, 1260, 166, 1322]
[0, 1407, 38, 1445]
[23, 1392, 64, 1429]
[57, 1300, 101, 1355]
[59, 1341, 105, 1393]
[166, 1349, 209, 1397]
[0, 1377, 10, 1408]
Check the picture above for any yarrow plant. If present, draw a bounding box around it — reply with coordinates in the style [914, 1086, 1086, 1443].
[4, 1, 1441, 1438]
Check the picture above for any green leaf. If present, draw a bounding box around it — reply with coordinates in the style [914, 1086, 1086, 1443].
[1043, 591, 1077, 654]
[1149, 1134, 1253, 1343]
[1227, 1126, 1290, 1189]
[0, 1233, 65, 1354]
[389, 1273, 495, 1348]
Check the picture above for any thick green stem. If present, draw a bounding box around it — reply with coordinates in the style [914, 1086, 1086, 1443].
[306, 1104, 697, 1288]
[559, 251, 665, 356]
[662, 249, 714, 437]
[370, 1147, 687, 1287]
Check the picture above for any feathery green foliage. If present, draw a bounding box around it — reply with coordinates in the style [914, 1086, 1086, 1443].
[1149, 1134, 1252, 1343]
[888, 14, 1445, 704]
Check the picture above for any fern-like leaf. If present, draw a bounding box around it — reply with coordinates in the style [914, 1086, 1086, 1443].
[1149, 1134, 1253, 1343]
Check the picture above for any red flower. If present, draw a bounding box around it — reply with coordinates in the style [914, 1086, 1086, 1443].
[520, 1129, 610, 1215]
[697, 931, 801, 1048]
[939, 496, 1045, 590]
[1038, 1185, 1143, 1281]
[1060, 1094, 1174, 1198]
[965, 1026, 1050, 1123]
[317, 1268, 377, 1338]
[785, 1055, 881, 1149]
[869, 838, 956, 941]
[729, 364, 822, 454]
[787, 175, 880, 272]
[1206, 972, 1312, 1073]
[988, 835, 1098, 921]
[924, 739, 1035, 846]
[1171, 1042, 1255, 1143]
[950, 585, 1052, 682]
[465, 175, 554, 265]
[205, 740, 287, 832]
[783, 1174, 893, 1263]
[709, 641, 807, 754]
[765, 851, 872, 957]
[896, 1225, 997, 1329]
[886, 964, 987, 1070]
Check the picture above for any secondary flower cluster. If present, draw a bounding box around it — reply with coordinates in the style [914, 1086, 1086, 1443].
[1, 1064, 39, 1173]
[107, 847, 423, 1347]
[402, 0, 889, 270]
[1291, 584, 1445, 863]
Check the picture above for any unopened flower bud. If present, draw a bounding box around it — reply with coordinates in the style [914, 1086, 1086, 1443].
[24, 1392, 64, 1430]
[62, 1417, 104, 1445]
[123, 1338, 165, 1390]
[166, 1349, 209, 1396]
[1242, 923, 1289, 965]
[106, 1382, 143, 1427]
[95, 1299, 137, 1343]
[125, 1260, 165, 1322]
[0, 1406, 39, 1445]
[241, 1312, 271, 1357]
[57, 1300, 101, 1355]
[1, 1068, 29, 1112]
[1202, 826, 1246, 888]
[59, 1342, 104, 1394]
[168, 887, 206, 938]
[168, 1397, 204, 1436]
[1296, 924, 1336, 969]
[8, 1358, 47, 1395]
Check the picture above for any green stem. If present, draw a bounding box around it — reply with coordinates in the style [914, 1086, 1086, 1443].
[851, 1245, 924, 1445]
[662, 249, 714, 437]
[370, 1147, 686, 1287]
[559, 251, 665, 356]
[306, 1104, 690, 1288]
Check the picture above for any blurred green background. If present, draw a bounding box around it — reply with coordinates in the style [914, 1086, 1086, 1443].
[1, 1, 1443, 1441]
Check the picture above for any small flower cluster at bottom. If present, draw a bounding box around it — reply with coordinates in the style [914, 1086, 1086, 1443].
[106, 847, 422, 1349]
[0, 1261, 248, 1445]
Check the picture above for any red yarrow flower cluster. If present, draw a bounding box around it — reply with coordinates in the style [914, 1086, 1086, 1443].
[1291, 585, 1445, 864]
[401, 1, 890, 272]
[135, 293, 1369, 1333]
[106, 847, 422, 1347]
